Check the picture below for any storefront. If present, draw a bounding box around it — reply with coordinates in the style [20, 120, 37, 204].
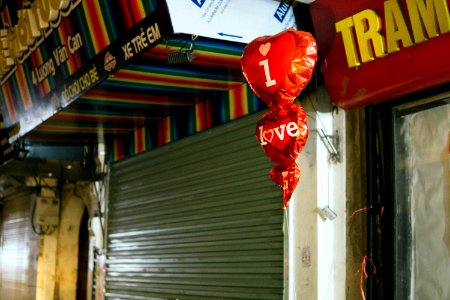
[4, 0, 448, 299]
[310, 0, 450, 298]
[0, 1, 341, 299]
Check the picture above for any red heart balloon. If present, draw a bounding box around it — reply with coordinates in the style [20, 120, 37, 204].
[256, 103, 308, 167]
[270, 163, 300, 209]
[241, 29, 318, 109]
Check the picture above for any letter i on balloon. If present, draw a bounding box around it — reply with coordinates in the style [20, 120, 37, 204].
[241, 28, 318, 209]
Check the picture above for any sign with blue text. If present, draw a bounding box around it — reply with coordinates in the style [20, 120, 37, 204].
[166, 0, 297, 43]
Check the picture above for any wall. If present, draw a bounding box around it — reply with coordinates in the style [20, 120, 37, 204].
[288, 86, 347, 300]
[36, 182, 94, 300]
[0, 181, 97, 300]
[344, 108, 367, 300]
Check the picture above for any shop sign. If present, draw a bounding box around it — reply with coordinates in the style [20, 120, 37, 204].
[310, 0, 450, 108]
[0, 123, 19, 165]
[0, 0, 173, 141]
[0, 0, 81, 78]
[60, 12, 171, 105]
[31, 32, 83, 86]
[0, 141, 15, 165]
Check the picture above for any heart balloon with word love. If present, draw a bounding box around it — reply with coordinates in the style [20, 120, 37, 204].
[256, 103, 308, 167]
[241, 28, 317, 209]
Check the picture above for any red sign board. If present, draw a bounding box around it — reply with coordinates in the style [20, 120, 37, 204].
[310, 0, 450, 109]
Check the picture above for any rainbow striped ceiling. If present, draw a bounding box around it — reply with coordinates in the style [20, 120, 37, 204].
[24, 36, 262, 151]
[0, 0, 265, 162]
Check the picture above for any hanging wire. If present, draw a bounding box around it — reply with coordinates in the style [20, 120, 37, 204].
[164, 34, 198, 54]
[328, 162, 331, 208]
[31, 195, 43, 235]
[300, 91, 338, 211]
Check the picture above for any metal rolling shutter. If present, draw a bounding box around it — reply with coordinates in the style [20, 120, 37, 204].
[0, 190, 39, 300]
[106, 113, 284, 300]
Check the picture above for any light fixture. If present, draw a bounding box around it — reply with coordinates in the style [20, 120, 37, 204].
[166, 35, 197, 65]
[167, 50, 196, 65]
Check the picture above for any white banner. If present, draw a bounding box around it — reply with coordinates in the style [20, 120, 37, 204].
[166, 0, 297, 43]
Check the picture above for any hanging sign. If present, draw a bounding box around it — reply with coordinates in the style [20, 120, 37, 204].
[0, 0, 173, 141]
[241, 28, 317, 208]
[165, 0, 297, 43]
[0, 0, 82, 77]
[310, 0, 450, 108]
[0, 123, 20, 165]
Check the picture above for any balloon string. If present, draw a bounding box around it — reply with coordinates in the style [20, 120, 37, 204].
[348, 205, 376, 300]
[283, 208, 289, 235]
[282, 178, 289, 211]
[348, 205, 373, 221]
[356, 255, 377, 300]
[284, 208, 298, 300]
[283, 209, 288, 298]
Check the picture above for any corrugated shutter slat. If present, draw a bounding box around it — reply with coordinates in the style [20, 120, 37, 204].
[106, 113, 283, 299]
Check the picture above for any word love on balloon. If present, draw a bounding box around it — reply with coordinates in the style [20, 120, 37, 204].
[258, 121, 300, 146]
[256, 104, 308, 168]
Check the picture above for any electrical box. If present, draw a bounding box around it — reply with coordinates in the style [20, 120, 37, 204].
[35, 196, 60, 226]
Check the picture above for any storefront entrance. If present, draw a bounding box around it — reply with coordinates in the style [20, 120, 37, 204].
[106, 113, 284, 299]
[392, 95, 450, 300]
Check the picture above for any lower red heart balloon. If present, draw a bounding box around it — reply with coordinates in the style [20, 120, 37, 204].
[256, 103, 308, 167]
[270, 163, 300, 209]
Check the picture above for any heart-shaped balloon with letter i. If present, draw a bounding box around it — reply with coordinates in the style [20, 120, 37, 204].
[256, 103, 308, 167]
[241, 28, 318, 109]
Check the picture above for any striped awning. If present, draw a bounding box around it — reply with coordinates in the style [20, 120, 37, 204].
[18, 35, 263, 161]
[0, 0, 277, 164]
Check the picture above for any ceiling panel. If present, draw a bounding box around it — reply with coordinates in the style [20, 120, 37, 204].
[20, 35, 248, 146]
